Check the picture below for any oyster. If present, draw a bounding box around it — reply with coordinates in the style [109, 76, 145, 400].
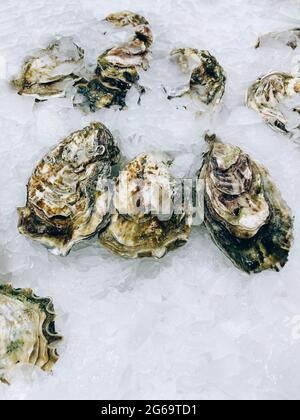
[13, 37, 84, 100]
[199, 134, 293, 274]
[168, 48, 226, 109]
[246, 71, 300, 139]
[256, 29, 300, 50]
[0, 284, 62, 384]
[74, 11, 153, 112]
[18, 122, 120, 256]
[99, 153, 192, 259]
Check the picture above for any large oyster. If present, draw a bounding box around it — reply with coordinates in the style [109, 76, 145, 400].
[199, 134, 293, 274]
[99, 153, 192, 259]
[256, 29, 300, 50]
[0, 284, 62, 384]
[13, 37, 84, 100]
[74, 11, 153, 112]
[18, 122, 120, 256]
[168, 48, 226, 110]
[246, 71, 300, 139]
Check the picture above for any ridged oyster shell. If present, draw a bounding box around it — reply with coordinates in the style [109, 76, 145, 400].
[18, 122, 120, 256]
[0, 284, 62, 384]
[74, 11, 153, 112]
[199, 134, 294, 274]
[168, 48, 226, 109]
[99, 153, 192, 259]
[246, 71, 300, 139]
[256, 29, 300, 50]
[13, 37, 84, 101]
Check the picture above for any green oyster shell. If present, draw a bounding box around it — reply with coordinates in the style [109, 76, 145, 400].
[18, 122, 120, 256]
[0, 284, 62, 384]
[99, 153, 192, 259]
[168, 48, 226, 109]
[246, 71, 300, 139]
[255, 28, 300, 50]
[199, 134, 294, 274]
[74, 11, 153, 112]
[12, 37, 84, 101]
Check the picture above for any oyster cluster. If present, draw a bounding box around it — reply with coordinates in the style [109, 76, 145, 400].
[74, 11, 153, 112]
[5, 8, 299, 387]
[99, 153, 193, 259]
[13, 37, 84, 101]
[199, 134, 294, 274]
[12, 11, 152, 112]
[0, 284, 62, 384]
[18, 136, 194, 260]
[18, 123, 120, 256]
[168, 48, 226, 110]
[17, 125, 294, 274]
[246, 71, 300, 139]
[256, 29, 300, 50]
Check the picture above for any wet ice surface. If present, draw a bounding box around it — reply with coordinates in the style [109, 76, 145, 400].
[0, 0, 300, 400]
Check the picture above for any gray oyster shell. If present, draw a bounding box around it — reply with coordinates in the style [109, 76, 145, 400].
[246, 71, 300, 139]
[0, 284, 62, 384]
[168, 48, 226, 109]
[13, 37, 84, 101]
[256, 28, 300, 50]
[99, 153, 192, 259]
[74, 11, 153, 112]
[199, 134, 294, 274]
[18, 122, 120, 256]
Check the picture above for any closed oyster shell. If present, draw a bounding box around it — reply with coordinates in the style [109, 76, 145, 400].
[199, 134, 294, 274]
[246, 71, 300, 139]
[256, 29, 300, 50]
[13, 37, 84, 100]
[18, 122, 120, 256]
[99, 153, 192, 259]
[0, 284, 62, 384]
[168, 48, 226, 109]
[74, 11, 153, 112]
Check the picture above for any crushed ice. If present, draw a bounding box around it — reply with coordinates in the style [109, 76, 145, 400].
[0, 0, 300, 400]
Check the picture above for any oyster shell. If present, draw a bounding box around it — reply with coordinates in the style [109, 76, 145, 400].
[0, 284, 62, 384]
[246, 71, 300, 139]
[199, 134, 293, 274]
[13, 37, 84, 101]
[74, 11, 153, 112]
[18, 122, 120, 256]
[256, 29, 300, 50]
[99, 153, 192, 259]
[168, 48, 226, 109]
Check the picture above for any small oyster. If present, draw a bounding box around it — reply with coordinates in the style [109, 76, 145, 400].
[168, 48, 226, 109]
[256, 29, 300, 50]
[246, 71, 300, 139]
[18, 122, 120, 256]
[0, 284, 62, 384]
[99, 153, 192, 259]
[74, 11, 153, 112]
[13, 37, 84, 100]
[199, 134, 293, 274]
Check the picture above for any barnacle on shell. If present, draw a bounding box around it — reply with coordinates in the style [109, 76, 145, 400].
[256, 28, 300, 50]
[0, 284, 62, 384]
[74, 11, 153, 112]
[99, 153, 192, 259]
[246, 71, 300, 139]
[168, 48, 226, 110]
[12, 37, 84, 101]
[18, 122, 120, 256]
[199, 134, 294, 274]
